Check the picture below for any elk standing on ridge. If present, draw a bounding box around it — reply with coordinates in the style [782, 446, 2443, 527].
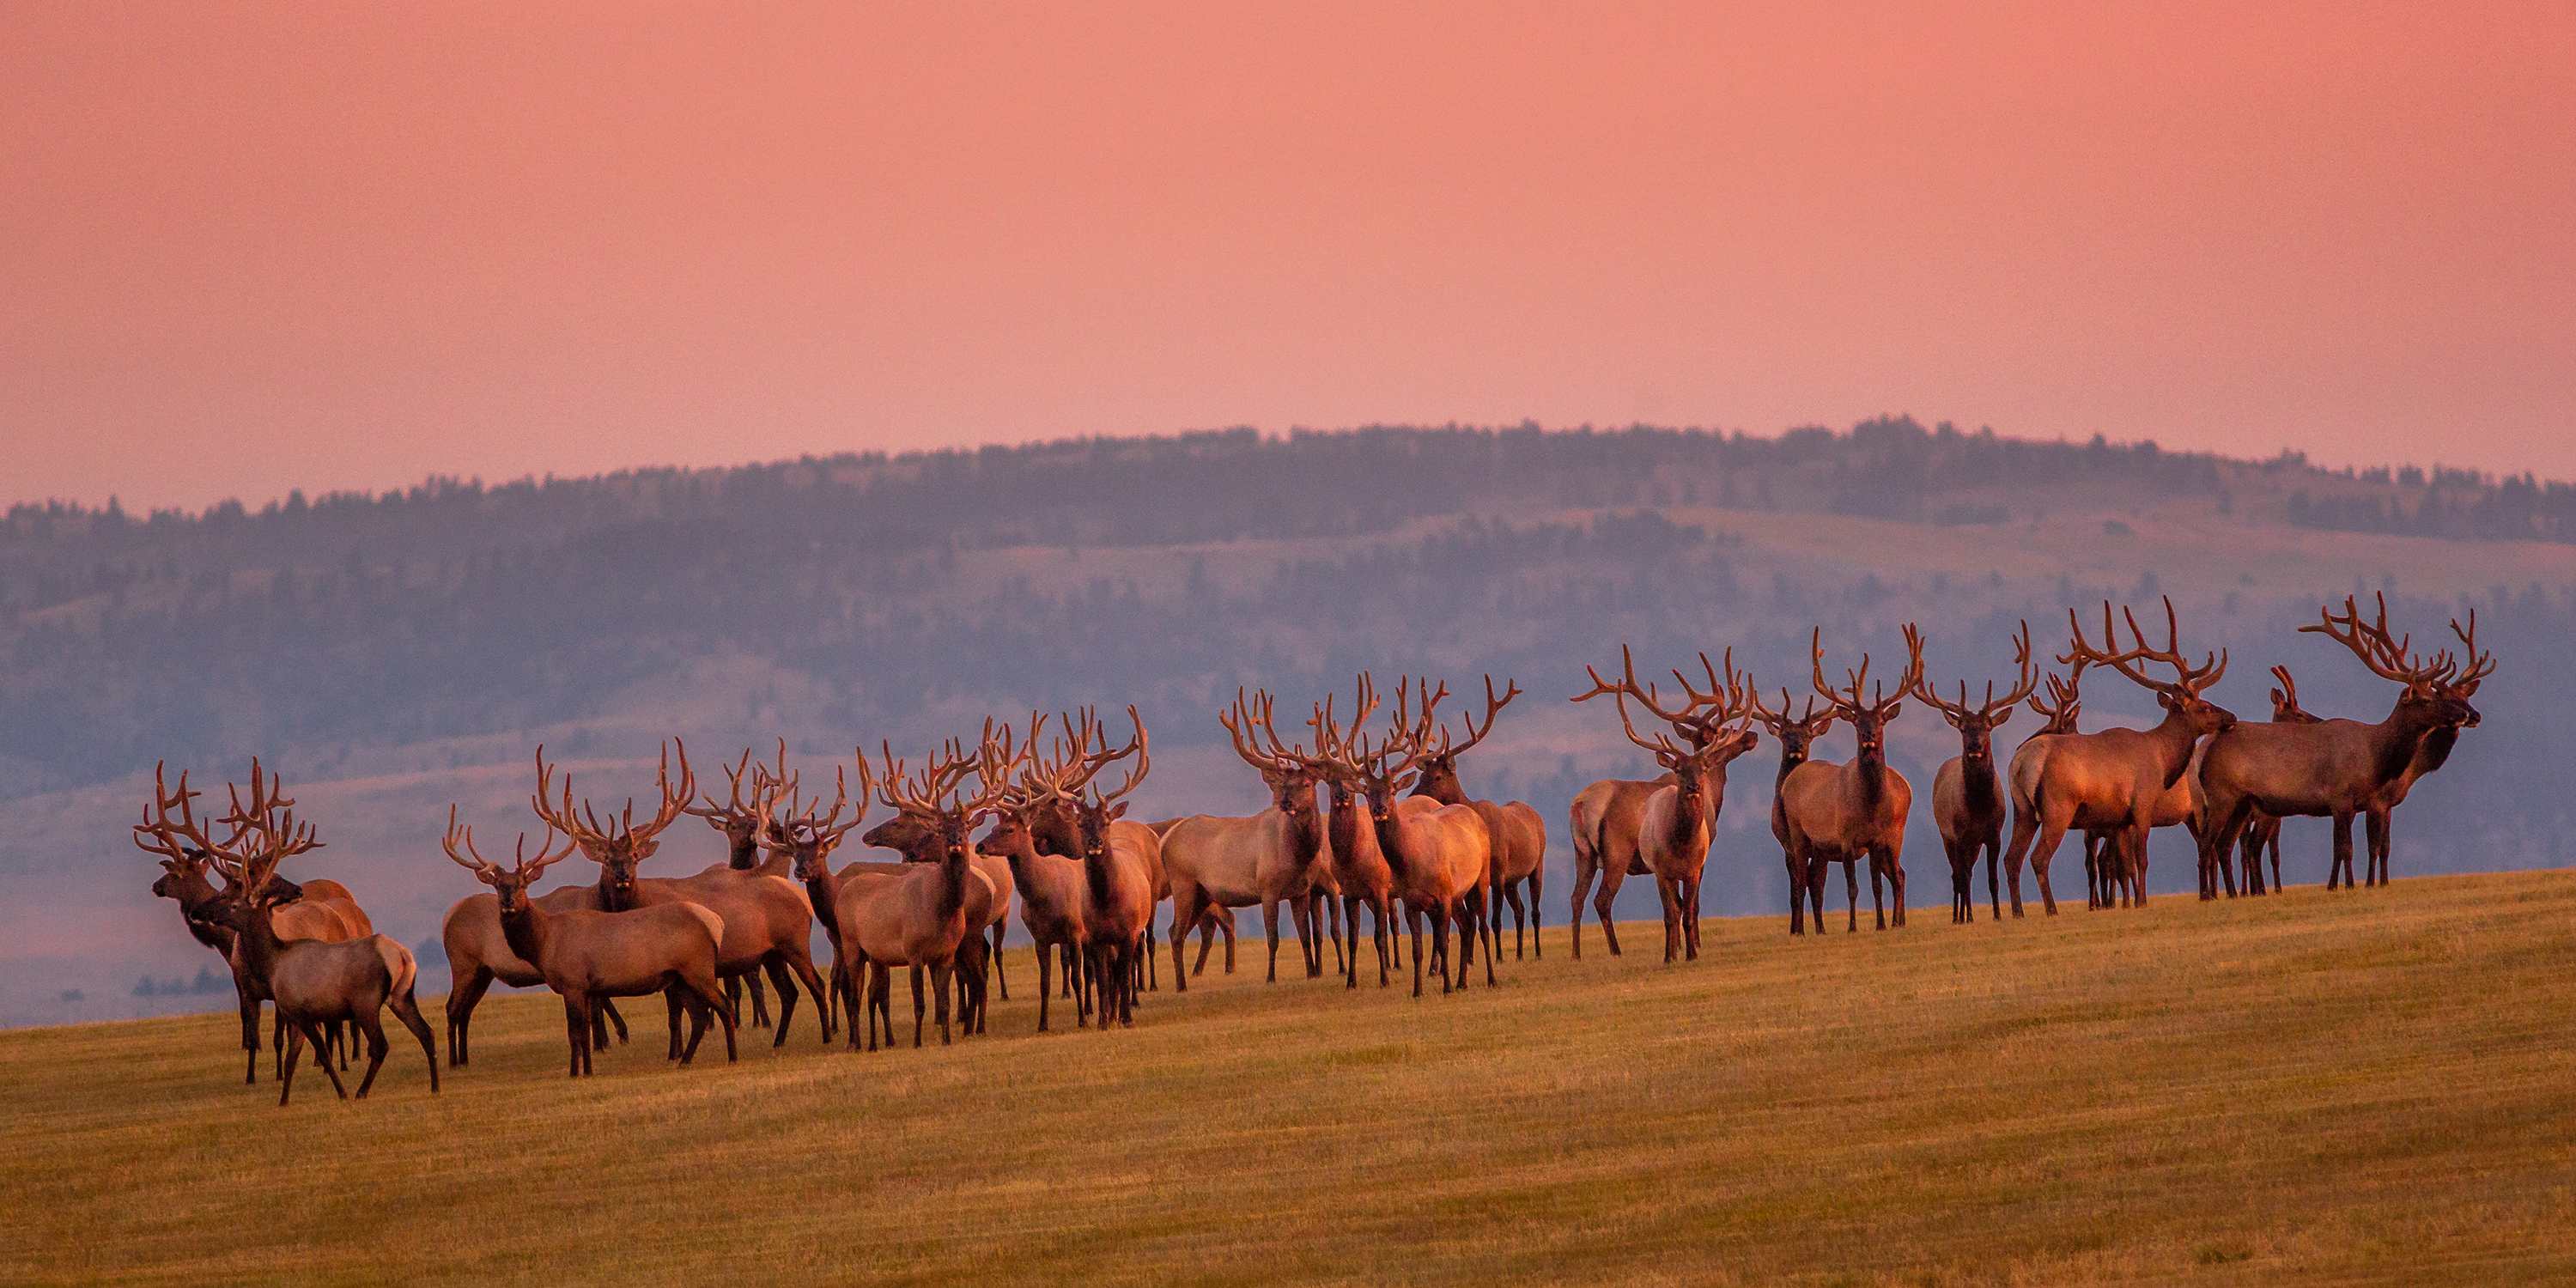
[2232, 666, 2324, 895]
[1775, 628, 1926, 932]
[150, 844, 371, 1082]
[1999, 598, 2234, 913]
[137, 762, 439, 1106]
[444, 805, 736, 1077]
[1571, 648, 1760, 961]
[1914, 623, 2040, 923]
[1309, 681, 1412, 988]
[1334, 680, 1494, 996]
[1159, 690, 1334, 986]
[1024, 708, 1163, 1028]
[2196, 595, 2488, 893]
[1749, 688, 1838, 934]
[1405, 677, 1552, 962]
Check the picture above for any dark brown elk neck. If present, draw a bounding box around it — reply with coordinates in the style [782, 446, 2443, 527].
[1850, 747, 1889, 809]
[1408, 766, 1467, 807]
[1324, 789, 1368, 870]
[1369, 808, 1411, 878]
[1081, 838, 1114, 908]
[800, 864, 842, 924]
[1283, 793, 1326, 867]
[2411, 723, 2463, 777]
[1962, 753, 2001, 817]
[2144, 706, 2208, 788]
[937, 845, 971, 920]
[2372, 697, 2457, 785]
[229, 902, 291, 986]
[496, 896, 551, 967]
[726, 831, 761, 870]
[1663, 773, 1708, 852]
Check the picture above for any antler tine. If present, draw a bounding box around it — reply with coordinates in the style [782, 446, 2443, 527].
[1218, 687, 1285, 772]
[440, 804, 497, 874]
[1085, 706, 1151, 805]
[2450, 611, 2494, 687]
[628, 740, 696, 841]
[134, 761, 240, 866]
[1436, 673, 1520, 758]
[2304, 593, 2435, 685]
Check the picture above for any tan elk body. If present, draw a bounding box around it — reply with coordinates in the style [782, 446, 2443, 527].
[1775, 629, 1926, 932]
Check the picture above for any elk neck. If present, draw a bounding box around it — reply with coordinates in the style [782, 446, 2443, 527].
[2145, 704, 2208, 791]
[1282, 785, 1326, 870]
[1407, 761, 1467, 807]
[1366, 793, 1411, 878]
[1961, 743, 2002, 818]
[1322, 784, 1370, 872]
[1665, 764, 1710, 853]
[935, 835, 971, 921]
[495, 888, 551, 968]
[726, 828, 758, 870]
[2411, 722, 2464, 777]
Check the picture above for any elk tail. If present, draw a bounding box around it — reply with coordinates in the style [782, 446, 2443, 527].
[374, 936, 419, 1001]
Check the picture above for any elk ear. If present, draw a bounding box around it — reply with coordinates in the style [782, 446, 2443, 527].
[1881, 702, 1901, 722]
[2269, 687, 2287, 705]
[1107, 801, 1129, 821]
[1393, 772, 1418, 793]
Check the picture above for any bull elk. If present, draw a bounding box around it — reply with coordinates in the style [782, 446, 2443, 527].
[827, 739, 1007, 1049]
[2000, 598, 2234, 914]
[1309, 680, 1414, 988]
[1913, 623, 2040, 923]
[1748, 688, 1838, 935]
[1405, 677, 1551, 962]
[1024, 708, 1162, 1028]
[1160, 690, 1333, 986]
[137, 762, 438, 1106]
[1333, 680, 1494, 997]
[1775, 628, 1926, 932]
[1570, 648, 1760, 962]
[2233, 665, 2324, 895]
[443, 807, 736, 1077]
[682, 742, 796, 1027]
[2196, 595, 2488, 893]
[536, 744, 835, 1049]
[149, 843, 371, 1082]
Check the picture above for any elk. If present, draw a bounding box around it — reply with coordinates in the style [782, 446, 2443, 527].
[1309, 680, 1414, 988]
[2000, 598, 2234, 913]
[2356, 639, 2486, 888]
[536, 744, 835, 1049]
[137, 762, 439, 1106]
[1571, 648, 1760, 962]
[681, 743, 796, 1027]
[1024, 708, 1162, 1028]
[862, 727, 1019, 1006]
[1404, 676, 1551, 962]
[443, 806, 735, 1077]
[437, 857, 633, 1068]
[1748, 688, 1838, 935]
[834, 738, 1010, 1048]
[1776, 628, 1926, 932]
[2196, 596, 2488, 893]
[1021, 708, 1166, 1019]
[2232, 666, 2324, 895]
[1914, 623, 2040, 923]
[1160, 689, 1333, 987]
[1334, 680, 1494, 996]
[149, 844, 370, 1082]
[761, 760, 884, 1036]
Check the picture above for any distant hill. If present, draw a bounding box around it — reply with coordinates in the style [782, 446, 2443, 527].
[3, 419, 2569, 1025]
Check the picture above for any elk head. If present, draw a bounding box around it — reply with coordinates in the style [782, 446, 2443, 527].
[136, 759, 325, 935]
[2267, 665, 2324, 725]
[443, 805, 580, 914]
[1909, 621, 2040, 770]
[1573, 645, 1762, 818]
[1048, 707, 1151, 869]
[768, 758, 873, 884]
[2027, 659, 2088, 735]
[1400, 675, 1523, 805]
[1748, 687, 1838, 774]
[683, 742, 791, 867]
[2063, 597, 2236, 738]
[1810, 626, 1929, 769]
[1219, 687, 1323, 819]
[530, 742, 696, 908]
[2300, 593, 2490, 732]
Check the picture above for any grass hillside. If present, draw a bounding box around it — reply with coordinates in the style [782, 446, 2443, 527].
[6, 872, 2573, 1285]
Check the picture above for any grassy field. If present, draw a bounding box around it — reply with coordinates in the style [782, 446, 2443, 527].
[4, 872, 2573, 1286]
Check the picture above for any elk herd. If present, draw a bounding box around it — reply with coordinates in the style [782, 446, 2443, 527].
[138, 593, 2493, 1107]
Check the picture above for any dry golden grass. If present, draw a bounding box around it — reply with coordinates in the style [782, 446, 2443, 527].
[5, 871, 2573, 1285]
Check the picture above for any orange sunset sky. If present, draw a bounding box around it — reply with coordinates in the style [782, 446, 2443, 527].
[3, 3, 2572, 511]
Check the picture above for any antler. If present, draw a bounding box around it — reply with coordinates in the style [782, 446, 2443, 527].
[2029, 659, 2087, 731]
[133, 762, 246, 870]
[2450, 611, 2494, 692]
[1911, 621, 2039, 724]
[2064, 597, 2227, 696]
[1813, 626, 1927, 720]
[1076, 706, 1151, 805]
[1434, 674, 1522, 758]
[442, 804, 577, 884]
[1747, 686, 1833, 738]
[195, 759, 322, 894]
[1220, 688, 1306, 775]
[1573, 645, 1688, 758]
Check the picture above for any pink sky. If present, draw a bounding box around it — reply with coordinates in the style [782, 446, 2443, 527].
[3, 2, 2571, 511]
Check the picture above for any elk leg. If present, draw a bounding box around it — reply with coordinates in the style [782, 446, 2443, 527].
[1144, 928, 1159, 993]
[1327, 893, 1347, 975]
[665, 987, 686, 1060]
[1593, 867, 1625, 958]
[2367, 808, 2391, 887]
[1868, 855, 1887, 931]
[353, 1012, 391, 1098]
[1036, 944, 1054, 1033]
[561, 997, 585, 1078]
[239, 984, 264, 1084]
[992, 918, 1011, 1001]
[1188, 916, 1213, 977]
[2330, 813, 2356, 890]
[274, 1009, 287, 1083]
[387, 981, 440, 1094]
[931, 959, 956, 1045]
[1427, 902, 1453, 996]
[1682, 874, 1704, 959]
[1568, 844, 1598, 959]
[909, 963, 927, 1048]
[1844, 858, 1862, 933]
[601, 997, 629, 1046]
[1653, 872, 1685, 963]
[1407, 905, 1427, 999]
[2268, 826, 2283, 895]
[869, 963, 891, 1052]
[762, 957, 801, 1048]
[280, 1020, 307, 1106]
[1263, 899, 1284, 984]
[675, 991, 709, 1065]
[1984, 836, 2003, 921]
[1288, 896, 1312, 978]
[1474, 889, 1497, 987]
